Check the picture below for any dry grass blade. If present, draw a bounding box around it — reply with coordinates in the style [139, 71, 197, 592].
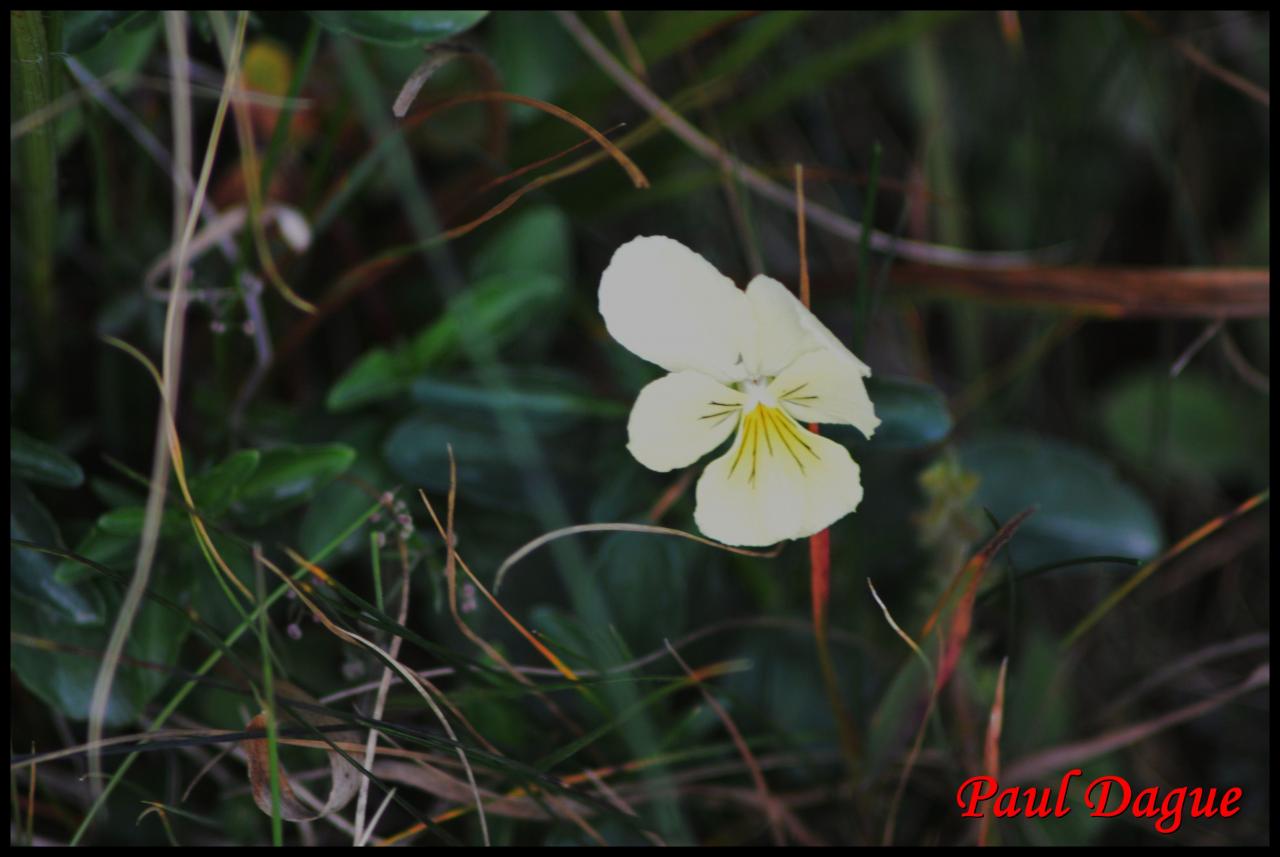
[977, 658, 1008, 847]
[143, 204, 309, 300]
[1100, 632, 1269, 719]
[242, 706, 361, 823]
[665, 640, 784, 845]
[353, 535, 414, 845]
[86, 10, 248, 800]
[400, 91, 648, 190]
[493, 522, 779, 594]
[102, 335, 252, 604]
[212, 13, 315, 314]
[933, 508, 1034, 693]
[1127, 11, 1270, 107]
[868, 579, 939, 846]
[1063, 490, 1269, 647]
[554, 9, 1048, 270]
[1004, 662, 1269, 784]
[392, 45, 471, 118]
[417, 487, 581, 684]
[889, 263, 1270, 319]
[261, 552, 490, 845]
[429, 449, 585, 740]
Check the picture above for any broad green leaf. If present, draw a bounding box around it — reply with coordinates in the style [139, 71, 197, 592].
[190, 449, 261, 517]
[12, 566, 190, 727]
[95, 505, 188, 540]
[298, 420, 391, 561]
[819, 376, 951, 451]
[11, 427, 84, 488]
[488, 12, 583, 124]
[957, 432, 1162, 568]
[53, 524, 136, 585]
[384, 412, 523, 511]
[1100, 371, 1267, 483]
[468, 205, 572, 283]
[406, 271, 565, 367]
[326, 348, 413, 412]
[307, 11, 488, 46]
[11, 479, 103, 625]
[328, 271, 565, 412]
[233, 444, 356, 524]
[866, 376, 952, 448]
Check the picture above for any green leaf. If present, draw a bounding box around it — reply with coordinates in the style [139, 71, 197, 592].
[1100, 371, 1267, 483]
[327, 271, 566, 412]
[11, 565, 190, 727]
[307, 11, 488, 46]
[819, 376, 952, 451]
[956, 432, 1163, 568]
[190, 449, 261, 517]
[53, 524, 136, 585]
[95, 505, 188, 540]
[325, 348, 413, 412]
[406, 271, 565, 367]
[233, 444, 356, 524]
[468, 204, 572, 282]
[866, 376, 952, 448]
[11, 427, 84, 488]
[11, 479, 103, 625]
[488, 12, 582, 124]
[298, 421, 391, 562]
[384, 412, 522, 511]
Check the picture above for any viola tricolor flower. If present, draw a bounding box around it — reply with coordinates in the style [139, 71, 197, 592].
[600, 236, 879, 547]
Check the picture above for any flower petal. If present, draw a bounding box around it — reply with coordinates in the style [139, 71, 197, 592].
[627, 371, 744, 472]
[694, 405, 863, 546]
[744, 274, 874, 371]
[769, 349, 880, 438]
[743, 275, 816, 376]
[600, 236, 753, 382]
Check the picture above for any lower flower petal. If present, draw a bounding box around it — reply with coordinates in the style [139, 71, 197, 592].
[694, 405, 863, 546]
[768, 349, 880, 439]
[627, 371, 744, 472]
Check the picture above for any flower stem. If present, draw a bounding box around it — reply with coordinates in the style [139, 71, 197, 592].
[810, 496, 862, 779]
[795, 164, 862, 788]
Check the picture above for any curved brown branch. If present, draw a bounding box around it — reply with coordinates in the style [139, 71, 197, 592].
[883, 264, 1270, 318]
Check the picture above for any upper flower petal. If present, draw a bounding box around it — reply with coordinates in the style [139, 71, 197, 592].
[627, 371, 744, 472]
[768, 349, 880, 438]
[600, 236, 753, 383]
[693, 404, 863, 546]
[744, 274, 879, 438]
[743, 275, 817, 376]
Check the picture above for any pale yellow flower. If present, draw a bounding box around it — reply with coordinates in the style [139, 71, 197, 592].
[600, 236, 879, 547]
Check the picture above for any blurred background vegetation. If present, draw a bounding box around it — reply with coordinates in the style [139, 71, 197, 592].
[10, 10, 1270, 846]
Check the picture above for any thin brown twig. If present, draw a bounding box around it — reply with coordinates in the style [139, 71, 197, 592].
[666, 640, 785, 845]
[1127, 11, 1269, 107]
[606, 11, 648, 82]
[554, 10, 1051, 270]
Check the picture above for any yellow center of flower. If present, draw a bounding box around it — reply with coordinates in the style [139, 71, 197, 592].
[726, 403, 821, 486]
